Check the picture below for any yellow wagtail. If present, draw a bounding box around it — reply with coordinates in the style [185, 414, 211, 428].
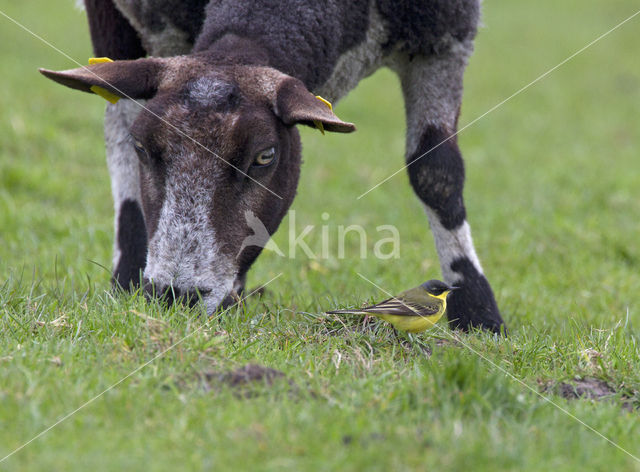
[326, 279, 456, 333]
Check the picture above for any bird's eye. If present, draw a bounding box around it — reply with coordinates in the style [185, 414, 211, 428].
[253, 147, 276, 167]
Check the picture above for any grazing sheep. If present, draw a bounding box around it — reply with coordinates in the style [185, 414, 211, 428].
[40, 0, 505, 332]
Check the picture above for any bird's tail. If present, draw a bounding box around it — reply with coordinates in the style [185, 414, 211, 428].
[326, 309, 365, 315]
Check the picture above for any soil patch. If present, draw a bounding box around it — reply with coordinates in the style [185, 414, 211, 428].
[542, 377, 635, 412]
[200, 364, 297, 397]
[555, 378, 616, 400]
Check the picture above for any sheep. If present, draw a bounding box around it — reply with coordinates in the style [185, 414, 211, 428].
[40, 0, 505, 332]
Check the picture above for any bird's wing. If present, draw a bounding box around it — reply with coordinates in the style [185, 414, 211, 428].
[359, 297, 440, 318]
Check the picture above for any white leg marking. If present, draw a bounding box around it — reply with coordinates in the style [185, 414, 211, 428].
[424, 206, 484, 284]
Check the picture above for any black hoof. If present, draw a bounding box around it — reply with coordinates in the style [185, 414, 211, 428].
[446, 261, 506, 334]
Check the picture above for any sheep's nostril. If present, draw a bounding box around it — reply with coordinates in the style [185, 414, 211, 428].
[143, 280, 155, 299]
[193, 288, 211, 298]
[142, 280, 209, 309]
[183, 288, 211, 308]
[220, 292, 238, 309]
[143, 280, 179, 306]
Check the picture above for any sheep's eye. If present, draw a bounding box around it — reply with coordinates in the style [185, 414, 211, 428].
[253, 147, 276, 167]
[132, 139, 149, 162]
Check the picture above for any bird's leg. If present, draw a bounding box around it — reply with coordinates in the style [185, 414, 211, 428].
[392, 329, 414, 351]
[408, 332, 432, 356]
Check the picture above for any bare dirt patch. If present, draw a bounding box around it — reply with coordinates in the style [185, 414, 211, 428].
[542, 377, 635, 412]
[198, 364, 298, 398]
[555, 378, 616, 400]
[206, 364, 286, 389]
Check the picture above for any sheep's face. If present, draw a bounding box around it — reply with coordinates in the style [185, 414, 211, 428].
[132, 69, 303, 311]
[40, 59, 354, 313]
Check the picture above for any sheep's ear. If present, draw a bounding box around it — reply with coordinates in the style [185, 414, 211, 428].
[39, 58, 165, 102]
[275, 78, 355, 133]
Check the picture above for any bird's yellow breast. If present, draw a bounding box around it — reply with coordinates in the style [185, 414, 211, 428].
[376, 311, 444, 333]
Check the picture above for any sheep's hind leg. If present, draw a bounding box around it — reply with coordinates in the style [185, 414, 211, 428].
[392, 50, 506, 333]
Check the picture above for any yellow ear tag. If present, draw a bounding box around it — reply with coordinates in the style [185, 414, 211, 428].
[313, 95, 333, 135]
[313, 120, 325, 135]
[89, 85, 120, 104]
[87, 57, 120, 104]
[88, 57, 114, 65]
[315, 95, 333, 111]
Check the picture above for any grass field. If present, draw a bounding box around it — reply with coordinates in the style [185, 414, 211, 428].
[2, 1, 640, 470]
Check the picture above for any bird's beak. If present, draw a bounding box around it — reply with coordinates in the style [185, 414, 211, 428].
[450, 286, 459, 291]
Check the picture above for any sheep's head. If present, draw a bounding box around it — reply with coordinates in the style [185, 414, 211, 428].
[40, 57, 354, 313]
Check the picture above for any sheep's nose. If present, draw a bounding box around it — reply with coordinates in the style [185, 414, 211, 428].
[143, 280, 178, 306]
[143, 280, 209, 308]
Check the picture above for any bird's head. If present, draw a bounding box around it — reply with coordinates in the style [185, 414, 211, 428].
[420, 279, 457, 299]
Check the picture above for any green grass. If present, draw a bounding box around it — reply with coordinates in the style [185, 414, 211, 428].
[2, 0, 640, 470]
